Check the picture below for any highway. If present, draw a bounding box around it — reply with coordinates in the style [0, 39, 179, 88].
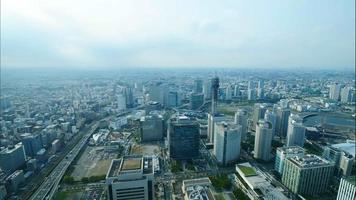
[29, 123, 99, 200]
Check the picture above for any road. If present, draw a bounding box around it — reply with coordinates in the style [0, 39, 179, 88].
[29, 122, 99, 200]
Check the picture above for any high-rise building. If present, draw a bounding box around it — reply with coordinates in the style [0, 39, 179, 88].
[275, 146, 304, 175]
[203, 80, 212, 100]
[234, 109, 248, 141]
[341, 86, 353, 103]
[5, 170, 25, 192]
[140, 114, 163, 142]
[168, 116, 200, 160]
[286, 114, 305, 147]
[252, 103, 267, 130]
[339, 152, 354, 177]
[264, 110, 277, 137]
[189, 93, 204, 110]
[167, 91, 179, 107]
[253, 120, 273, 161]
[21, 133, 43, 158]
[105, 155, 154, 200]
[247, 89, 257, 101]
[117, 94, 126, 111]
[207, 113, 225, 144]
[336, 177, 356, 200]
[0, 143, 26, 174]
[149, 83, 168, 106]
[233, 85, 240, 97]
[329, 83, 341, 101]
[211, 76, 219, 115]
[124, 86, 134, 108]
[225, 86, 232, 100]
[282, 154, 333, 195]
[213, 122, 241, 165]
[275, 107, 291, 137]
[194, 79, 203, 93]
[257, 80, 264, 99]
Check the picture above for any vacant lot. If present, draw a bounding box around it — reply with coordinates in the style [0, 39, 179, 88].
[71, 146, 116, 181]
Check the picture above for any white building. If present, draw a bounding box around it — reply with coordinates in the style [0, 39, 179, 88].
[286, 114, 305, 147]
[275, 146, 304, 175]
[207, 113, 225, 144]
[234, 109, 248, 141]
[341, 87, 353, 103]
[264, 110, 277, 137]
[213, 122, 241, 165]
[254, 120, 273, 161]
[336, 177, 356, 200]
[329, 83, 341, 101]
[106, 155, 154, 200]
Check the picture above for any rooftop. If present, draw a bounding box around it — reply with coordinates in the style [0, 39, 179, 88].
[107, 155, 153, 178]
[237, 165, 257, 177]
[289, 154, 331, 168]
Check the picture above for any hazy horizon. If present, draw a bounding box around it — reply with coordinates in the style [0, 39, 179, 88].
[1, 0, 355, 70]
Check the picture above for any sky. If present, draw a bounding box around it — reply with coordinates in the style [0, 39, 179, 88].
[1, 0, 355, 70]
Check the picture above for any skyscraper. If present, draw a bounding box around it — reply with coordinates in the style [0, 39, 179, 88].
[264, 110, 277, 137]
[234, 109, 248, 141]
[117, 93, 126, 111]
[21, 133, 43, 158]
[203, 80, 212, 100]
[193, 79, 203, 93]
[213, 122, 241, 165]
[286, 114, 306, 147]
[275, 146, 304, 175]
[253, 120, 273, 161]
[341, 86, 352, 103]
[275, 106, 291, 138]
[207, 113, 225, 144]
[124, 86, 134, 108]
[189, 93, 204, 110]
[105, 155, 154, 200]
[257, 80, 264, 99]
[211, 76, 219, 115]
[252, 103, 267, 130]
[168, 116, 200, 160]
[330, 83, 341, 101]
[225, 85, 232, 100]
[282, 154, 333, 196]
[140, 114, 164, 142]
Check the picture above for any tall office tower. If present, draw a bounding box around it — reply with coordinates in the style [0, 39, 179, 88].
[275, 106, 291, 138]
[168, 116, 200, 160]
[194, 79, 203, 93]
[257, 80, 264, 99]
[233, 85, 240, 97]
[252, 103, 267, 130]
[207, 113, 225, 144]
[329, 83, 341, 101]
[106, 155, 154, 200]
[140, 114, 163, 142]
[275, 146, 304, 175]
[117, 94, 126, 111]
[234, 109, 248, 141]
[341, 86, 352, 103]
[286, 114, 306, 147]
[189, 93, 204, 110]
[0, 143, 26, 174]
[167, 91, 178, 107]
[124, 86, 134, 108]
[211, 76, 219, 115]
[21, 133, 43, 158]
[225, 86, 232, 100]
[247, 88, 257, 100]
[203, 80, 212, 100]
[339, 152, 353, 177]
[264, 110, 277, 137]
[248, 81, 254, 90]
[213, 122, 241, 165]
[149, 83, 168, 106]
[336, 177, 356, 200]
[282, 154, 334, 196]
[253, 120, 273, 161]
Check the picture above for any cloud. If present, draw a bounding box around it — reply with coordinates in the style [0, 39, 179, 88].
[1, 0, 355, 69]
